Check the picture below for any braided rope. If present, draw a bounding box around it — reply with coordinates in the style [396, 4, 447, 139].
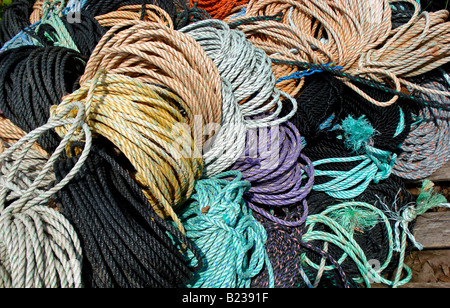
[54, 72, 203, 233]
[178, 171, 274, 288]
[80, 19, 223, 147]
[232, 0, 450, 106]
[0, 100, 91, 288]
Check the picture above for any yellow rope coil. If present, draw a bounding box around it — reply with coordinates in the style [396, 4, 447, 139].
[80, 20, 223, 146]
[95, 4, 174, 29]
[0, 116, 49, 157]
[52, 72, 203, 233]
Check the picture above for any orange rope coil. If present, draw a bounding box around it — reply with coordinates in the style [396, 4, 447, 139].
[232, 0, 450, 105]
[191, 0, 250, 20]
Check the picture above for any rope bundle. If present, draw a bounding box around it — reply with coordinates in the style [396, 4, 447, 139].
[301, 179, 449, 288]
[0, 0, 449, 290]
[54, 141, 203, 288]
[0, 45, 87, 152]
[0, 0, 31, 46]
[190, 0, 249, 20]
[177, 171, 274, 288]
[82, 0, 177, 22]
[0, 99, 91, 288]
[394, 71, 450, 179]
[94, 4, 174, 28]
[180, 19, 297, 129]
[0, 116, 48, 157]
[80, 19, 223, 147]
[232, 0, 450, 106]
[179, 19, 297, 175]
[230, 119, 314, 227]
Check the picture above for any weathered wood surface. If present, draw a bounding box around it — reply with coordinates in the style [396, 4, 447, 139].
[427, 163, 450, 182]
[414, 212, 450, 250]
[374, 283, 450, 288]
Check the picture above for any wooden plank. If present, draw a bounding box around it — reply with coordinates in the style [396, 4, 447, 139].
[427, 163, 450, 182]
[373, 283, 450, 288]
[414, 212, 450, 250]
[400, 283, 450, 288]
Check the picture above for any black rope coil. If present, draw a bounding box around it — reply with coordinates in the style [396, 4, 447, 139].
[53, 140, 203, 288]
[0, 0, 32, 47]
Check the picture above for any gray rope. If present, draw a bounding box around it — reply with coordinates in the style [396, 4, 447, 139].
[180, 19, 297, 177]
[393, 77, 450, 180]
[0, 101, 92, 288]
[180, 20, 297, 129]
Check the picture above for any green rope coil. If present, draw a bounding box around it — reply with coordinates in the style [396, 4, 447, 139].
[177, 171, 274, 288]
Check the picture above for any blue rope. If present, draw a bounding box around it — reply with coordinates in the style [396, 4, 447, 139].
[276, 63, 343, 84]
[178, 171, 274, 288]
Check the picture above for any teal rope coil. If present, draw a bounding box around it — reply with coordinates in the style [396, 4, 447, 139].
[310, 115, 397, 199]
[177, 171, 274, 288]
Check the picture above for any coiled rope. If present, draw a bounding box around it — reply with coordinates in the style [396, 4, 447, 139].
[95, 4, 174, 28]
[82, 0, 177, 22]
[190, 0, 249, 20]
[304, 115, 399, 200]
[0, 99, 92, 288]
[232, 0, 450, 106]
[54, 71, 203, 232]
[80, 19, 223, 148]
[0, 45, 87, 153]
[179, 19, 297, 176]
[54, 140, 203, 288]
[0, 0, 31, 46]
[301, 179, 450, 288]
[230, 119, 314, 227]
[394, 71, 450, 179]
[0, 116, 48, 157]
[179, 19, 297, 129]
[177, 170, 274, 288]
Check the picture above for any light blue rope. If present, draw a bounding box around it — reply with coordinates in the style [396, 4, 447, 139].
[393, 107, 405, 138]
[311, 116, 397, 199]
[178, 171, 274, 288]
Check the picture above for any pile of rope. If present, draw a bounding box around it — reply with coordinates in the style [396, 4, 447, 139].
[0, 0, 449, 289]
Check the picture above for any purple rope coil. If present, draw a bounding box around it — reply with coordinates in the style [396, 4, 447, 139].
[230, 119, 315, 227]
